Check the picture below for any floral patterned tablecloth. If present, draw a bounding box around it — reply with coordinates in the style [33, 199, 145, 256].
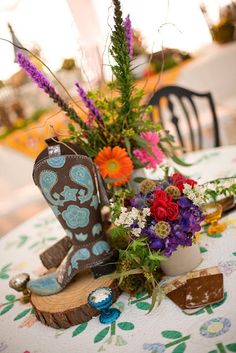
[1, 145, 236, 353]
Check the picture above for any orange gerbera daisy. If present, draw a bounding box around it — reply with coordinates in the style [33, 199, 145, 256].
[95, 146, 133, 186]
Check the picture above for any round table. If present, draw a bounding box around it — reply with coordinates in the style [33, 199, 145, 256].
[1, 145, 236, 353]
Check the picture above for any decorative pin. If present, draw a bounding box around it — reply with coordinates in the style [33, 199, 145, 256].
[88, 287, 120, 324]
[9, 273, 31, 303]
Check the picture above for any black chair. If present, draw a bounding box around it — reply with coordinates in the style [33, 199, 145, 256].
[148, 85, 221, 152]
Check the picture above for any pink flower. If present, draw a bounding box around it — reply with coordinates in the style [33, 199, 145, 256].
[133, 131, 163, 169]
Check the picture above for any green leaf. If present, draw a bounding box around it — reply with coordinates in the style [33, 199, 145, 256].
[136, 291, 147, 299]
[132, 177, 147, 183]
[172, 342, 186, 353]
[200, 246, 208, 253]
[208, 233, 222, 238]
[0, 303, 14, 315]
[29, 241, 40, 249]
[1, 263, 11, 272]
[5, 294, 16, 302]
[14, 308, 31, 320]
[125, 137, 132, 157]
[46, 237, 58, 241]
[226, 343, 236, 352]
[233, 252, 236, 256]
[18, 235, 28, 247]
[193, 308, 205, 315]
[72, 322, 88, 337]
[171, 155, 192, 167]
[147, 287, 159, 314]
[94, 326, 110, 343]
[0, 273, 9, 279]
[149, 253, 166, 262]
[136, 302, 151, 311]
[162, 330, 182, 339]
[208, 350, 217, 353]
[117, 322, 134, 331]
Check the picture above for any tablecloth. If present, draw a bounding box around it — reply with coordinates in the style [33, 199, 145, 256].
[1, 145, 236, 353]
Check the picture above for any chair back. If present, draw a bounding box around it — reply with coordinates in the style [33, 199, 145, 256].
[148, 85, 221, 151]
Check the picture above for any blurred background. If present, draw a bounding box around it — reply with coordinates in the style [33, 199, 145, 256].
[1, 0, 236, 235]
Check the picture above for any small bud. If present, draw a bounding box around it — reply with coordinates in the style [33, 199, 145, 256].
[140, 179, 157, 194]
[165, 185, 181, 200]
[154, 221, 171, 238]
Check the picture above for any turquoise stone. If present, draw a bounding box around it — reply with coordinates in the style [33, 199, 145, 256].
[27, 272, 62, 296]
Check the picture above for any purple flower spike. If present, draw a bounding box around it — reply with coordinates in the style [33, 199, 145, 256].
[75, 82, 102, 124]
[124, 15, 133, 59]
[16, 52, 82, 126]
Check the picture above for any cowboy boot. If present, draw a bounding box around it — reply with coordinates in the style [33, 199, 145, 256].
[27, 138, 114, 295]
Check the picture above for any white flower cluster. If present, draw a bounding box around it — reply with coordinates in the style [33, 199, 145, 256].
[183, 183, 205, 206]
[183, 177, 236, 206]
[114, 207, 150, 237]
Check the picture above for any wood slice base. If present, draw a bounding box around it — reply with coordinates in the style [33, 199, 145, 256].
[31, 270, 120, 329]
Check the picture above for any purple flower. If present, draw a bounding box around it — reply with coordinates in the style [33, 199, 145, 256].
[17, 52, 53, 91]
[75, 82, 102, 124]
[149, 237, 164, 251]
[17, 52, 82, 126]
[178, 197, 193, 208]
[130, 193, 147, 209]
[124, 15, 133, 59]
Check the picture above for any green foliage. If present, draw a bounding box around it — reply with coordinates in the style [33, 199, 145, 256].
[114, 238, 164, 299]
[0, 263, 12, 280]
[72, 322, 88, 337]
[136, 301, 151, 310]
[172, 343, 187, 353]
[117, 322, 134, 331]
[107, 225, 129, 250]
[226, 343, 236, 352]
[5, 295, 16, 302]
[14, 308, 31, 321]
[162, 330, 182, 339]
[62, 0, 184, 189]
[110, 189, 134, 222]
[110, 0, 133, 125]
[201, 177, 236, 203]
[94, 326, 110, 343]
[0, 303, 14, 316]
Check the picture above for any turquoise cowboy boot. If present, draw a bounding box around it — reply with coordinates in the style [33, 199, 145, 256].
[27, 138, 113, 295]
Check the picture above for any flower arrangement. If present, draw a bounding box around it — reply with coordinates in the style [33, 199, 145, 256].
[183, 177, 236, 205]
[15, 0, 185, 190]
[108, 173, 204, 297]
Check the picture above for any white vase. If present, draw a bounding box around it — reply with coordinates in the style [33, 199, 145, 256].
[160, 243, 202, 276]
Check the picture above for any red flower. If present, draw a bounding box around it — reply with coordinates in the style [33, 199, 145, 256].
[154, 189, 169, 201]
[172, 173, 197, 193]
[172, 173, 185, 192]
[151, 186, 180, 221]
[151, 200, 168, 221]
[166, 202, 179, 221]
[185, 178, 197, 187]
